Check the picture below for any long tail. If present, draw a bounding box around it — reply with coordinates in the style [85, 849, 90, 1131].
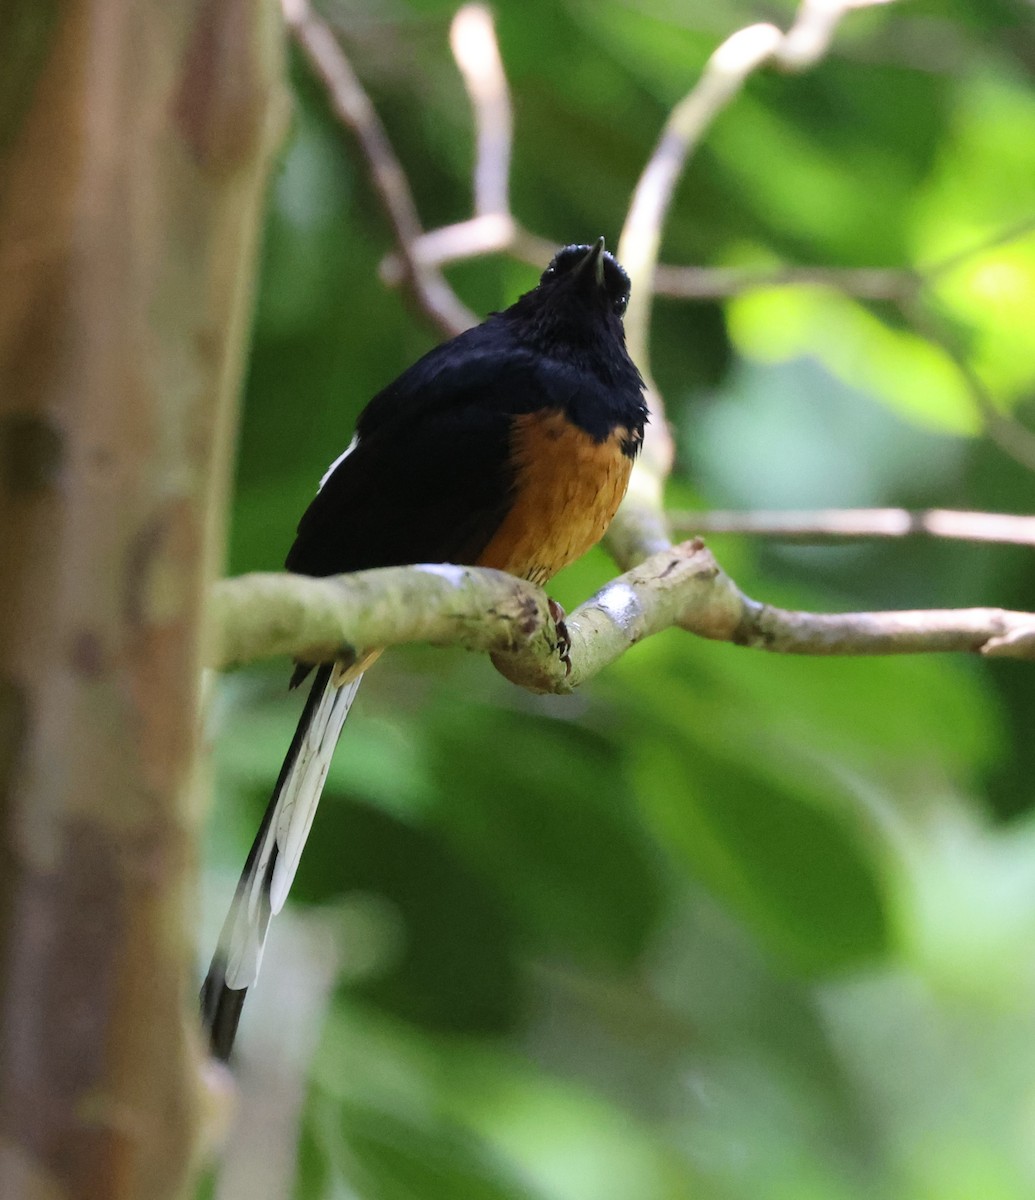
[201, 661, 366, 1061]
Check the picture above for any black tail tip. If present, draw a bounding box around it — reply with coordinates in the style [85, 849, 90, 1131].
[201, 961, 248, 1063]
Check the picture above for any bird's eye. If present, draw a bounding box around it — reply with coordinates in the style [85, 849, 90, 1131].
[613, 293, 628, 317]
[541, 266, 556, 281]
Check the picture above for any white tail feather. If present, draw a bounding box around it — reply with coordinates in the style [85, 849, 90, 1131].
[271, 674, 363, 914]
[220, 669, 364, 991]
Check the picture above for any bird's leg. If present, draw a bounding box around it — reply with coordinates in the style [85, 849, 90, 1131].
[547, 597, 572, 675]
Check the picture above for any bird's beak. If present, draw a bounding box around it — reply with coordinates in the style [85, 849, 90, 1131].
[576, 237, 607, 287]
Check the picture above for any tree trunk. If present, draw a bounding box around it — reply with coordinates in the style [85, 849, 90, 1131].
[0, 3, 285, 1197]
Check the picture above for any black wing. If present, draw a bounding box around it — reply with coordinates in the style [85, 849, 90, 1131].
[286, 319, 546, 578]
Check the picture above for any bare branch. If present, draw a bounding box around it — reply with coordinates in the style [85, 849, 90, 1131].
[207, 544, 1035, 701]
[612, 1, 898, 565]
[775, 0, 899, 70]
[209, 562, 559, 674]
[374, 195, 1031, 311]
[281, 0, 474, 337]
[671, 508, 1035, 547]
[382, 229, 927, 304]
[377, 208, 1032, 308]
[618, 0, 902, 371]
[379, 218, 556, 284]
[642, 217, 1034, 301]
[378, 9, 544, 288]
[618, 22, 783, 372]
[450, 4, 512, 218]
[653, 262, 920, 300]
[737, 597, 1035, 659]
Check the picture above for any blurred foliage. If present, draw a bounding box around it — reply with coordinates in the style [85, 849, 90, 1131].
[205, 0, 1035, 1197]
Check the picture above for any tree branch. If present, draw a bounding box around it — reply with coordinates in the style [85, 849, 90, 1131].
[291, 0, 1035, 503]
[609, 0, 900, 566]
[209, 563, 560, 675]
[922, 214, 1035, 286]
[671, 508, 1035, 547]
[208, 545, 1035, 700]
[372, 0, 927, 317]
[450, 4, 512, 219]
[265, 3, 1035, 702]
[290, 0, 1035, 502]
[281, 0, 475, 337]
[652, 262, 920, 300]
[614, 22, 786, 562]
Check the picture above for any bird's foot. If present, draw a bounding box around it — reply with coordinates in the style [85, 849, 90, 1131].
[548, 598, 572, 676]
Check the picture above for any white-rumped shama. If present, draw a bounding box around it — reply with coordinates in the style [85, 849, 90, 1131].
[202, 239, 647, 1060]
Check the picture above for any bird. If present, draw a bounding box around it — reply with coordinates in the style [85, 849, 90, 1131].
[201, 238, 647, 1061]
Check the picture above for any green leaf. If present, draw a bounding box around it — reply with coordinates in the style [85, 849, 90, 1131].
[424, 706, 667, 969]
[631, 732, 888, 972]
[339, 1103, 548, 1200]
[298, 799, 522, 1034]
[725, 291, 978, 435]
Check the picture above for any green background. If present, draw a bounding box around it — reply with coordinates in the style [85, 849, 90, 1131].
[204, 1, 1035, 1196]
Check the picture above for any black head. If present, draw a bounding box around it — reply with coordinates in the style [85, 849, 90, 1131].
[503, 238, 635, 364]
[537, 239, 631, 318]
[499, 236, 643, 400]
[506, 237, 629, 319]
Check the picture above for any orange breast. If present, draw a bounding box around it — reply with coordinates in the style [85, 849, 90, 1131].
[476, 409, 637, 585]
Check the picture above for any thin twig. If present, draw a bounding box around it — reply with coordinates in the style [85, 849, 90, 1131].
[653, 262, 920, 300]
[378, 202, 1033, 306]
[380, 214, 514, 284]
[618, 22, 783, 373]
[736, 597, 1035, 659]
[450, 4, 511, 217]
[774, 0, 899, 70]
[671, 508, 1035, 547]
[378, 218, 555, 284]
[379, 8, 542, 288]
[281, 0, 474, 337]
[636, 215, 1035, 301]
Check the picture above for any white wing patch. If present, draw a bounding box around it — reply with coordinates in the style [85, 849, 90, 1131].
[319, 435, 359, 491]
